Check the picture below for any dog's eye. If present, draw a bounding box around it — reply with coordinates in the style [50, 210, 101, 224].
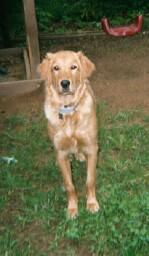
[71, 65, 77, 70]
[53, 65, 60, 71]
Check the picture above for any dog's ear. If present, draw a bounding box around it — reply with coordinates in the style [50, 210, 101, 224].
[77, 51, 95, 78]
[37, 53, 53, 80]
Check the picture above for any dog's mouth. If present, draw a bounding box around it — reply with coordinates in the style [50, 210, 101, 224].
[59, 90, 74, 96]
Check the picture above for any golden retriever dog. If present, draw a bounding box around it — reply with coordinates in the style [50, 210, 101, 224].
[38, 50, 99, 218]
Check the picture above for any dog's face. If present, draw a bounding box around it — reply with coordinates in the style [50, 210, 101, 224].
[38, 51, 95, 95]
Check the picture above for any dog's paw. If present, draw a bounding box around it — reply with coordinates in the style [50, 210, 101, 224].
[75, 153, 86, 162]
[68, 206, 78, 219]
[87, 199, 100, 213]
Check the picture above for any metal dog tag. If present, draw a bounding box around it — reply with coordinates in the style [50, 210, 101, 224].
[59, 113, 63, 119]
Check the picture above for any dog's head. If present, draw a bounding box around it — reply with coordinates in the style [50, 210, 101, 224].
[38, 51, 95, 95]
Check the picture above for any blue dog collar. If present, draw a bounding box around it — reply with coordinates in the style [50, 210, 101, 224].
[59, 105, 75, 115]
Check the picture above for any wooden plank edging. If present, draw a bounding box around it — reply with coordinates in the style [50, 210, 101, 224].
[23, 48, 31, 79]
[0, 79, 44, 96]
[0, 47, 23, 56]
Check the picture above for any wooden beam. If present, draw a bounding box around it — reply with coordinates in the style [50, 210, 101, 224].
[23, 0, 40, 79]
[23, 48, 31, 79]
[0, 47, 23, 56]
[0, 79, 44, 96]
[38, 31, 105, 39]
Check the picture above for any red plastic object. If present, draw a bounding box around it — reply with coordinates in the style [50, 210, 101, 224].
[101, 15, 143, 37]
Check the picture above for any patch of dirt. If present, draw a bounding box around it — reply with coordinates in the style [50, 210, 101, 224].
[0, 34, 149, 118]
[0, 191, 24, 231]
[92, 36, 149, 112]
[0, 87, 44, 117]
[16, 220, 51, 254]
[0, 55, 25, 82]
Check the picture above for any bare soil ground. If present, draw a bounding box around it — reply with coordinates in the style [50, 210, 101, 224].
[0, 34, 149, 116]
[0, 55, 25, 82]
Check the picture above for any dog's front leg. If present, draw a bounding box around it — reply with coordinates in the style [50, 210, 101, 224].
[86, 148, 100, 213]
[57, 153, 78, 218]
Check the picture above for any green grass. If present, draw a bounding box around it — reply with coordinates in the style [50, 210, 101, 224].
[0, 106, 149, 256]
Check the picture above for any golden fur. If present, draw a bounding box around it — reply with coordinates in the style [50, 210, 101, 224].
[38, 51, 99, 218]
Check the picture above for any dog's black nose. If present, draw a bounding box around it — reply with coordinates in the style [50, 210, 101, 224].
[61, 80, 70, 90]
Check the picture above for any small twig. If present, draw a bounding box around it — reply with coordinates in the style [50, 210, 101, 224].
[144, 173, 149, 177]
[3, 131, 23, 145]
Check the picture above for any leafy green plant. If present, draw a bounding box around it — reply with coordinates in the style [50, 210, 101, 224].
[1, 0, 148, 41]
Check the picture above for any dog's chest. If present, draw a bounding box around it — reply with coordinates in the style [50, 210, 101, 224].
[44, 92, 93, 127]
[44, 102, 59, 126]
[44, 102, 77, 130]
[44, 93, 94, 152]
